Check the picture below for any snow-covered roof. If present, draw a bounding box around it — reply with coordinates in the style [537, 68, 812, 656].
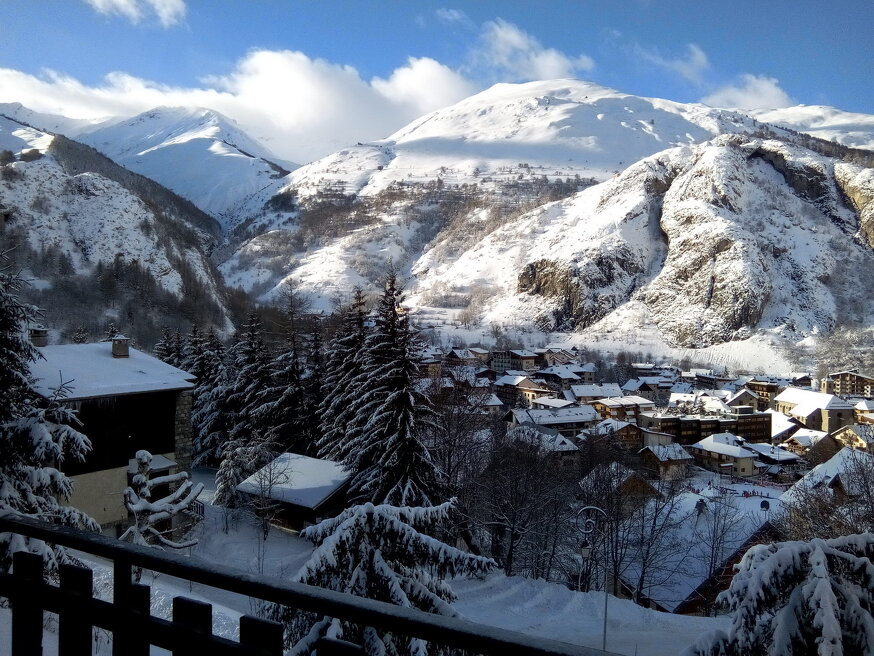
[531, 396, 575, 409]
[537, 365, 580, 380]
[511, 405, 599, 426]
[509, 349, 537, 358]
[596, 395, 654, 407]
[781, 447, 874, 503]
[495, 375, 531, 387]
[688, 433, 752, 459]
[569, 383, 622, 398]
[764, 409, 798, 439]
[30, 342, 195, 400]
[774, 387, 854, 410]
[742, 442, 801, 463]
[593, 418, 634, 435]
[640, 443, 693, 462]
[622, 476, 781, 612]
[781, 427, 826, 448]
[484, 394, 504, 407]
[236, 453, 350, 510]
[855, 399, 874, 412]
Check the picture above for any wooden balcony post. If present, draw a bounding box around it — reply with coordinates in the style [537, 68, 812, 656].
[11, 551, 44, 656]
[59, 563, 93, 656]
[172, 596, 211, 655]
[239, 614, 284, 655]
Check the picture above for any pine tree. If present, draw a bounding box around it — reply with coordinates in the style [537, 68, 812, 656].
[71, 325, 89, 344]
[180, 323, 208, 378]
[274, 501, 494, 654]
[213, 436, 275, 508]
[154, 325, 183, 367]
[191, 330, 231, 466]
[342, 272, 442, 506]
[687, 533, 874, 656]
[0, 262, 97, 574]
[227, 312, 275, 444]
[317, 289, 367, 460]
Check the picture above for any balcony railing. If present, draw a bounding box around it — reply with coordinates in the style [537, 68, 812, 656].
[0, 513, 613, 655]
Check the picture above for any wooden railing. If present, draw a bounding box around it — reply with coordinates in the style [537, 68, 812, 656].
[0, 513, 610, 655]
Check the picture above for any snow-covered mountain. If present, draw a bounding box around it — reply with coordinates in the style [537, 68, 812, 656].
[750, 105, 874, 151]
[0, 114, 232, 340]
[76, 107, 296, 228]
[217, 79, 874, 355]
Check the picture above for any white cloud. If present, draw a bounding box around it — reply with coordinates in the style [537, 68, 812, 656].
[435, 8, 472, 27]
[638, 43, 710, 85]
[371, 57, 476, 116]
[0, 50, 476, 163]
[83, 0, 186, 27]
[702, 74, 794, 110]
[473, 19, 594, 82]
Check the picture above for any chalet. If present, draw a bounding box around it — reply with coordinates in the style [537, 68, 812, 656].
[531, 396, 576, 410]
[779, 427, 827, 455]
[536, 365, 581, 390]
[568, 383, 622, 405]
[726, 388, 760, 410]
[540, 347, 578, 367]
[765, 408, 802, 442]
[621, 486, 781, 614]
[236, 453, 350, 530]
[638, 410, 772, 445]
[489, 350, 511, 373]
[467, 347, 491, 363]
[773, 388, 855, 433]
[579, 462, 662, 515]
[444, 348, 479, 367]
[506, 405, 600, 437]
[493, 375, 552, 408]
[686, 433, 760, 478]
[781, 447, 874, 513]
[830, 423, 874, 451]
[28, 337, 195, 531]
[621, 376, 673, 401]
[638, 444, 693, 480]
[854, 399, 874, 422]
[508, 349, 539, 372]
[591, 395, 655, 422]
[741, 443, 805, 476]
[744, 378, 788, 411]
[511, 423, 581, 471]
[588, 418, 643, 449]
[825, 370, 874, 398]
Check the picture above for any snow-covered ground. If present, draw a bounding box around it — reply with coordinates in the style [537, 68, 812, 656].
[0, 468, 725, 655]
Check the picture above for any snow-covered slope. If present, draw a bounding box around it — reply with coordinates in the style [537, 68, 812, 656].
[415, 134, 874, 348]
[0, 102, 106, 138]
[278, 79, 761, 203]
[77, 107, 296, 228]
[750, 105, 874, 151]
[0, 115, 231, 336]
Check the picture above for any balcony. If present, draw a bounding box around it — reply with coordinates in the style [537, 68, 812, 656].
[0, 513, 611, 655]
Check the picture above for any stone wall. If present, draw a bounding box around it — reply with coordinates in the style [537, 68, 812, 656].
[174, 390, 193, 471]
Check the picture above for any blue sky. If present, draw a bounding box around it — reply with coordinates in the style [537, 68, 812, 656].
[1, 0, 871, 162]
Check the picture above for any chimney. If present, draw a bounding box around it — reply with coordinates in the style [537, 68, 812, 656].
[112, 334, 130, 358]
[29, 326, 48, 347]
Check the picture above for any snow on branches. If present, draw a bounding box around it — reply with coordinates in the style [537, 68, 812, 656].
[686, 533, 874, 656]
[276, 500, 495, 655]
[0, 260, 97, 575]
[120, 449, 203, 550]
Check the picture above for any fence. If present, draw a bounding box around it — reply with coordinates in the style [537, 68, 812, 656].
[0, 513, 612, 656]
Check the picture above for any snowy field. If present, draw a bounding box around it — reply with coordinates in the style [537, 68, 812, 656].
[0, 469, 725, 655]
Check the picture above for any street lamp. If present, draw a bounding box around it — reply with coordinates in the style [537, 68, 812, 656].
[577, 505, 609, 653]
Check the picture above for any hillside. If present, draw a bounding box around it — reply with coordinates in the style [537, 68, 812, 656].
[0, 114, 232, 345]
[76, 107, 296, 229]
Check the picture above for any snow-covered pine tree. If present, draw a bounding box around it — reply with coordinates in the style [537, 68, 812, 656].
[180, 323, 207, 378]
[299, 317, 325, 451]
[317, 289, 367, 461]
[686, 533, 874, 656]
[71, 324, 89, 344]
[120, 450, 204, 549]
[341, 271, 442, 506]
[274, 501, 495, 654]
[253, 290, 309, 453]
[213, 435, 275, 508]
[153, 325, 183, 367]
[191, 330, 231, 466]
[0, 262, 97, 574]
[227, 312, 275, 444]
